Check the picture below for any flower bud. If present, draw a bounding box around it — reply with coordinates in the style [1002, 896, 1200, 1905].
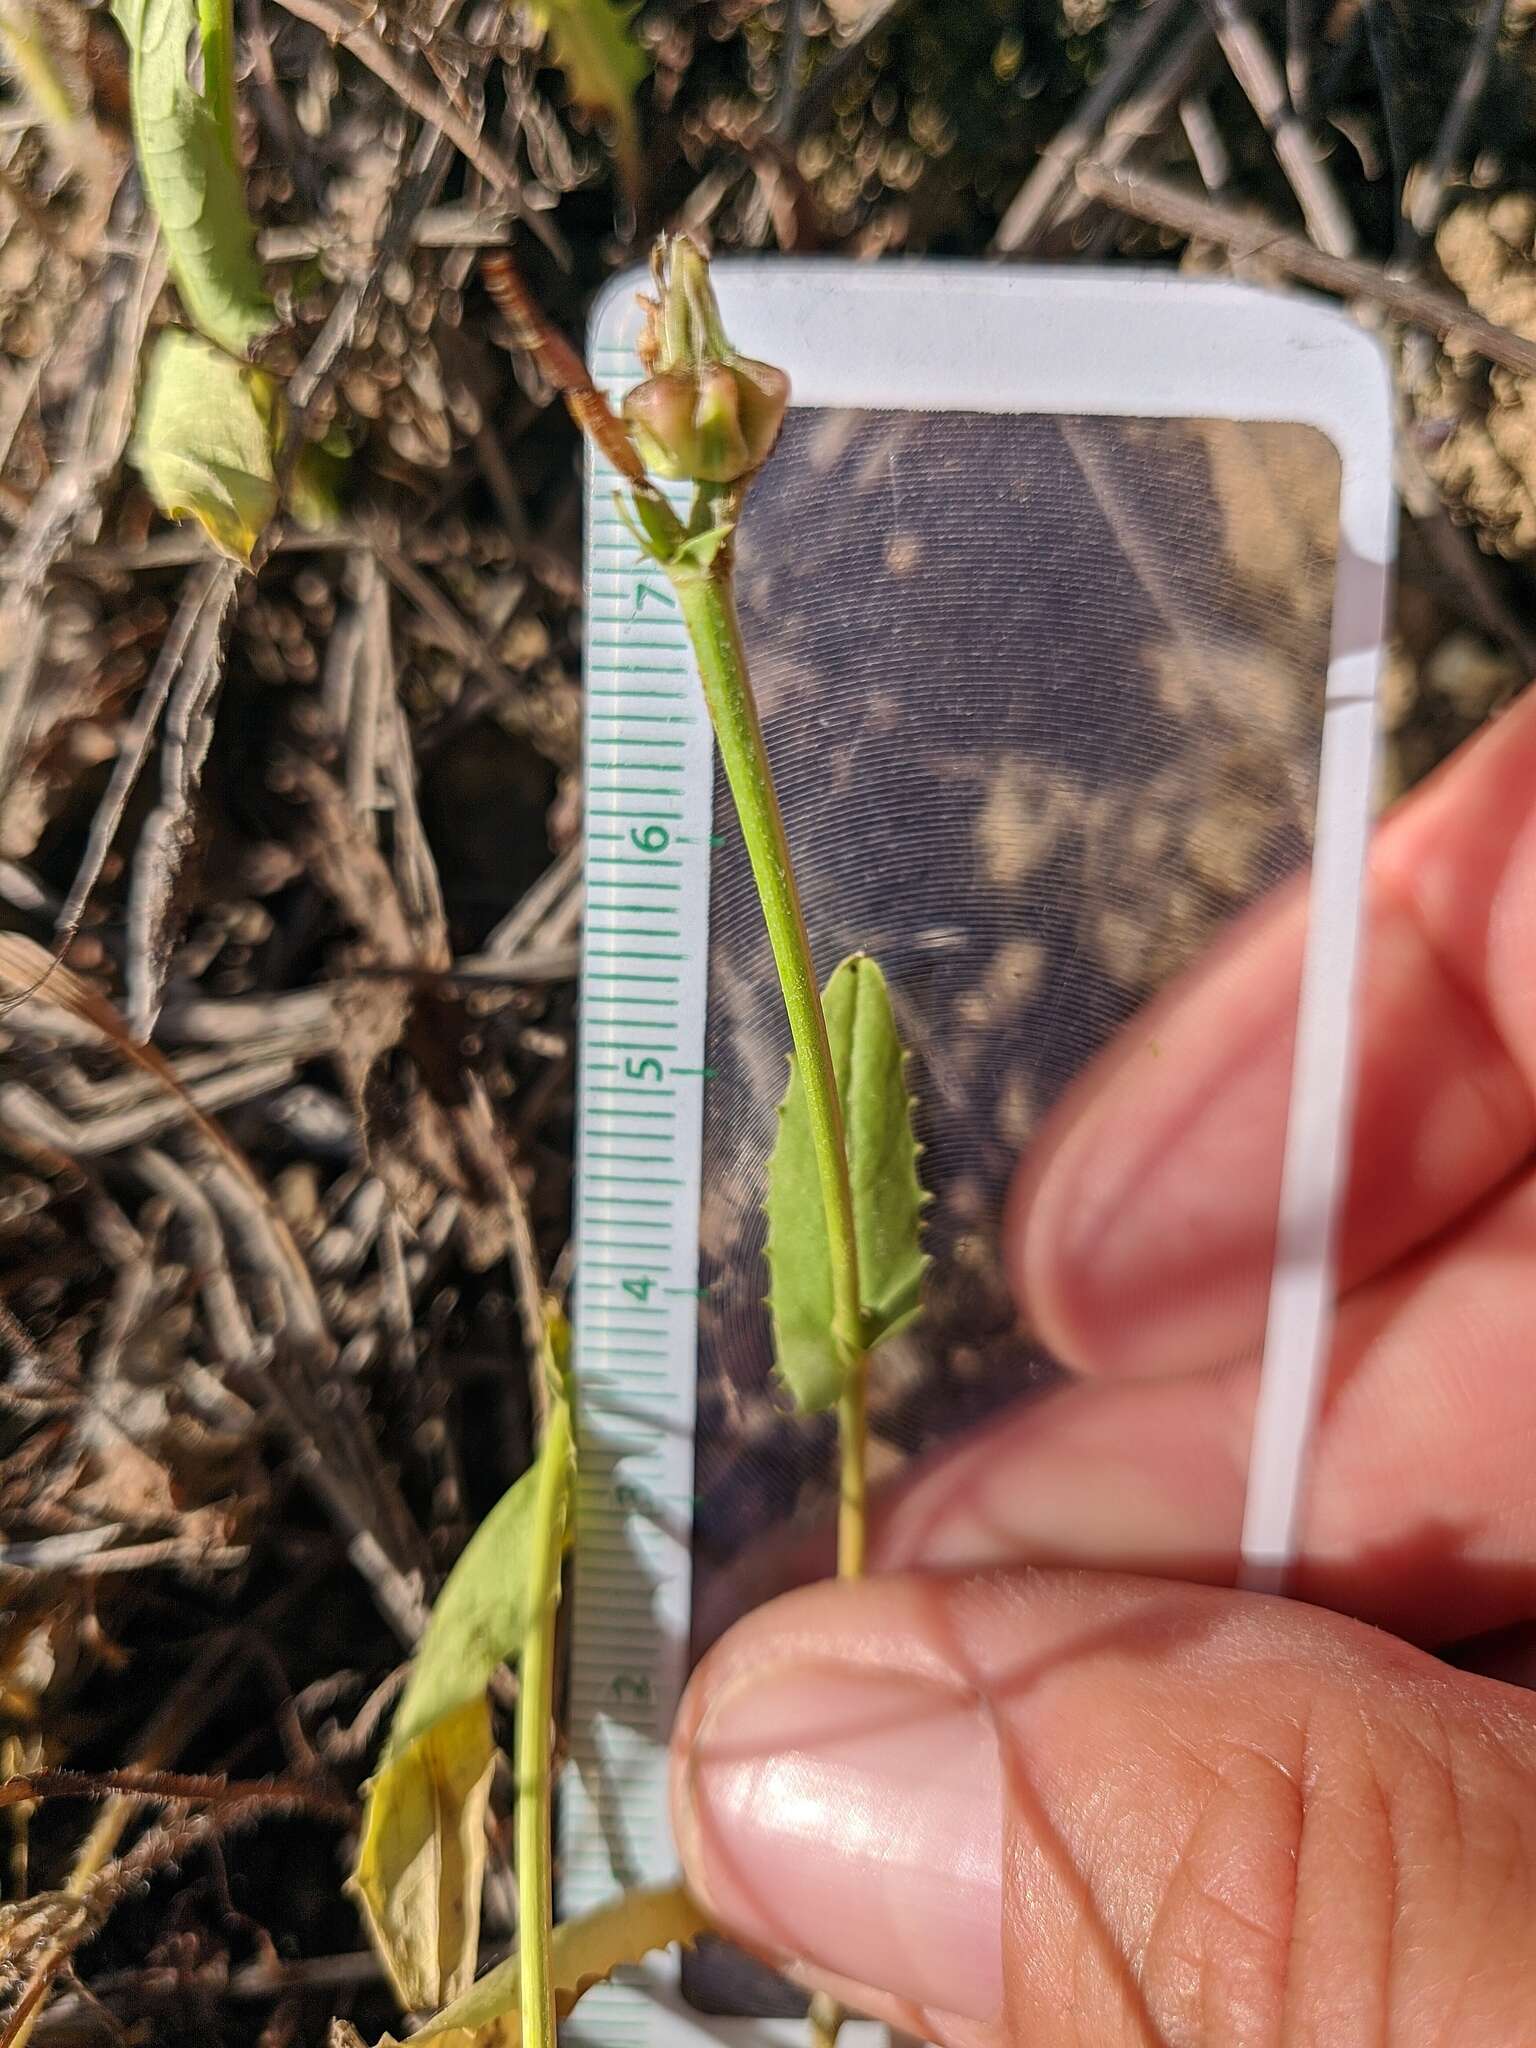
[730, 358, 792, 469]
[621, 236, 790, 485]
[692, 363, 753, 482]
[622, 371, 701, 481]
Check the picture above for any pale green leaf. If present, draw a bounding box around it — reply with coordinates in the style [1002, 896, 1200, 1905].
[526, 0, 646, 191]
[349, 1334, 575, 2010]
[766, 953, 928, 1413]
[113, 0, 273, 354]
[130, 329, 280, 561]
[417, 1426, 572, 1753]
[355, 1885, 712, 2048]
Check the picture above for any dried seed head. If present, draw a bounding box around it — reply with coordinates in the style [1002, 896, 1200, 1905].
[623, 236, 789, 484]
[637, 235, 730, 375]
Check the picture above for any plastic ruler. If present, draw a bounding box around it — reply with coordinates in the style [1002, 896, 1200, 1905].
[563, 305, 840, 2048]
[560, 314, 715, 2043]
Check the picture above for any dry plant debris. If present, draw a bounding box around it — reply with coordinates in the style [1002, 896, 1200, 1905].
[1, 0, 1535, 2042]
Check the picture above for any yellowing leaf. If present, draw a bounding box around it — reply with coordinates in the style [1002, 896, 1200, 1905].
[350, 1700, 497, 2012]
[359, 1885, 713, 2048]
[131, 330, 280, 561]
[527, 0, 646, 193]
[113, 0, 273, 355]
[350, 1341, 575, 2011]
[765, 954, 928, 1413]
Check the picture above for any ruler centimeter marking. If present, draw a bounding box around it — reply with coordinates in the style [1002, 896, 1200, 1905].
[562, 334, 713, 2043]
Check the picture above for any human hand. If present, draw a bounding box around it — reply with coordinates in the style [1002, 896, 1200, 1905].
[669, 684, 1536, 2045]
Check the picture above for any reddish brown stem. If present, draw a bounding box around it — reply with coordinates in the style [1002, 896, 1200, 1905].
[482, 250, 648, 484]
[0, 1767, 353, 1823]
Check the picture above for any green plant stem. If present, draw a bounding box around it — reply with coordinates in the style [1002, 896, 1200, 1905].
[836, 1376, 867, 1577]
[669, 556, 869, 1582]
[197, 0, 238, 170]
[516, 1415, 568, 2048]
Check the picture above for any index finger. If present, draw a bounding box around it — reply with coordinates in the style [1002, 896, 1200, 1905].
[1006, 680, 1536, 1379]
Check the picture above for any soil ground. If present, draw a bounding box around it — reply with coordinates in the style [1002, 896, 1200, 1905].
[3, 2, 1536, 2042]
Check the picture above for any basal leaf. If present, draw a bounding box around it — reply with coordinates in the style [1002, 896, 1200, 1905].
[349, 1885, 712, 2048]
[766, 954, 928, 1413]
[350, 1700, 496, 2012]
[131, 329, 280, 561]
[114, 0, 273, 355]
[526, 0, 646, 191]
[349, 1331, 575, 2010]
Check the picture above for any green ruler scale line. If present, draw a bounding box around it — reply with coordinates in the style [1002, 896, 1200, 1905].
[562, 318, 714, 2032]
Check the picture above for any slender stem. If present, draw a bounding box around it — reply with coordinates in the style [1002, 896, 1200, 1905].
[836, 1379, 867, 1577]
[670, 564, 862, 1364]
[197, 0, 238, 172]
[517, 1412, 569, 2048]
[669, 559, 869, 1579]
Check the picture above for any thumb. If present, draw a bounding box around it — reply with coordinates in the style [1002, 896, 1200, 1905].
[670, 1570, 1536, 2047]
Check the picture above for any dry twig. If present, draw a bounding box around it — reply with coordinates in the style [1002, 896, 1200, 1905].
[1401, 0, 1507, 254]
[993, 0, 1193, 253]
[55, 560, 237, 973]
[1074, 159, 1536, 379]
[1200, 0, 1357, 256]
[271, 0, 550, 232]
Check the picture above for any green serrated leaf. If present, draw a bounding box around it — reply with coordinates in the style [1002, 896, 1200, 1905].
[130, 329, 280, 561]
[114, 0, 273, 355]
[766, 954, 928, 1413]
[355, 1885, 713, 2048]
[526, 0, 646, 191]
[349, 1337, 576, 2011]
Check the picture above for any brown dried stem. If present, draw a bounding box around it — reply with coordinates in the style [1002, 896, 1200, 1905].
[482, 248, 647, 483]
[271, 0, 537, 217]
[0, 1766, 353, 1825]
[1074, 159, 1536, 381]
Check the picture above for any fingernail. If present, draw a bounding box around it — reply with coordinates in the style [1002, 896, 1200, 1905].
[674, 1659, 1003, 2018]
